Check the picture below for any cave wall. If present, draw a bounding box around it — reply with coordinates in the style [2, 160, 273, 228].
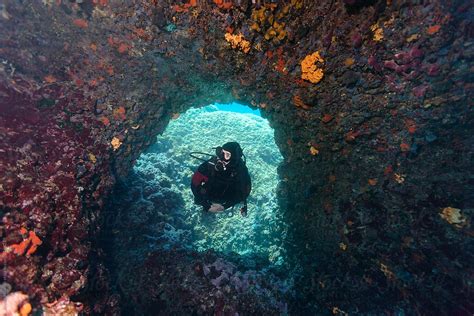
[0, 0, 472, 314]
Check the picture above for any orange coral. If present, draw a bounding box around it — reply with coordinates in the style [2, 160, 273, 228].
[264, 21, 286, 42]
[393, 173, 405, 184]
[292, 95, 311, 110]
[111, 137, 122, 151]
[113, 106, 126, 121]
[400, 142, 410, 152]
[11, 239, 31, 256]
[10, 230, 42, 256]
[405, 119, 417, 134]
[440, 207, 466, 227]
[93, 0, 108, 6]
[344, 58, 354, 67]
[100, 116, 110, 126]
[20, 302, 32, 316]
[251, 4, 291, 42]
[321, 114, 333, 123]
[224, 33, 251, 53]
[309, 146, 319, 156]
[173, 0, 197, 12]
[26, 231, 42, 256]
[0, 292, 31, 316]
[370, 23, 384, 41]
[427, 24, 441, 35]
[73, 19, 88, 28]
[214, 0, 233, 9]
[301, 52, 324, 84]
[44, 75, 57, 83]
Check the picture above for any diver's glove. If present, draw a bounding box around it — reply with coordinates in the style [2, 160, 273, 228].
[209, 203, 225, 213]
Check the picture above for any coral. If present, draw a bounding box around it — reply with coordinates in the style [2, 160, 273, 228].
[440, 207, 466, 228]
[291, 0, 303, 9]
[250, 3, 293, 43]
[26, 231, 42, 256]
[73, 19, 88, 29]
[321, 114, 333, 123]
[213, 0, 232, 10]
[344, 58, 355, 67]
[370, 23, 384, 42]
[224, 33, 251, 53]
[292, 95, 311, 110]
[8, 230, 42, 256]
[426, 24, 441, 35]
[113, 106, 126, 121]
[264, 21, 287, 42]
[88, 153, 97, 163]
[250, 8, 266, 32]
[301, 51, 325, 84]
[111, 137, 122, 151]
[173, 0, 197, 13]
[10, 239, 31, 256]
[43, 296, 84, 315]
[0, 292, 31, 316]
[100, 116, 110, 126]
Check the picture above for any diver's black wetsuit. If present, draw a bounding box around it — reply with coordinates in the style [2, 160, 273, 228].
[191, 156, 251, 211]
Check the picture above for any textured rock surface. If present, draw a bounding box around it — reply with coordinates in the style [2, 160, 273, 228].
[0, 0, 472, 314]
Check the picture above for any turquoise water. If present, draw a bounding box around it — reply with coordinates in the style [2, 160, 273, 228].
[213, 102, 261, 116]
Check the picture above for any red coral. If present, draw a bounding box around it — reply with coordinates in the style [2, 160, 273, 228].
[173, 0, 197, 12]
[214, 0, 233, 10]
[10, 230, 42, 256]
[73, 19, 88, 29]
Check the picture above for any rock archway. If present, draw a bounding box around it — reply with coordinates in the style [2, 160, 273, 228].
[1, 0, 472, 314]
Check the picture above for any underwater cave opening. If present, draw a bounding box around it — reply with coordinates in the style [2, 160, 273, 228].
[100, 102, 292, 307]
[99, 102, 294, 313]
[128, 102, 286, 262]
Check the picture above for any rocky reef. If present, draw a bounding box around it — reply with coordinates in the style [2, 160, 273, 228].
[0, 0, 473, 315]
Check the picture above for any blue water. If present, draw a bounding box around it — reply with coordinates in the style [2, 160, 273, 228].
[213, 102, 261, 116]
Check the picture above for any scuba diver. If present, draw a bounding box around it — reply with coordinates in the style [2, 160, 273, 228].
[190, 142, 251, 217]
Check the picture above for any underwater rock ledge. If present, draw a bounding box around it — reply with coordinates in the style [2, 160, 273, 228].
[0, 0, 473, 315]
